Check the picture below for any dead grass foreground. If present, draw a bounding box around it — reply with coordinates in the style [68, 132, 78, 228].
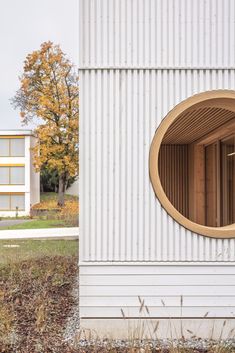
[0, 255, 78, 353]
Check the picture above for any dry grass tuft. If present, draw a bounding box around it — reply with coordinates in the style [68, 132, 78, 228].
[0, 255, 78, 353]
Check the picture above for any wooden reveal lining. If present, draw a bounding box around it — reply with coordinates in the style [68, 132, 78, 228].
[194, 117, 235, 145]
[159, 145, 189, 218]
[188, 144, 205, 226]
[163, 107, 235, 144]
[149, 90, 235, 239]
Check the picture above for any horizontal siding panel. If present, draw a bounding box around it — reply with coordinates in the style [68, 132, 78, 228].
[183, 296, 235, 307]
[79, 0, 235, 68]
[80, 274, 235, 286]
[81, 285, 235, 296]
[80, 296, 235, 307]
[80, 296, 180, 307]
[181, 307, 235, 317]
[80, 307, 182, 318]
[80, 69, 235, 263]
[80, 306, 235, 318]
[80, 265, 235, 275]
[80, 264, 235, 318]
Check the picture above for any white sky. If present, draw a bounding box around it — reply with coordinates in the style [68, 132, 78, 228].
[0, 0, 78, 129]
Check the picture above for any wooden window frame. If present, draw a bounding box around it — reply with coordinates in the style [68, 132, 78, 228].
[149, 90, 235, 239]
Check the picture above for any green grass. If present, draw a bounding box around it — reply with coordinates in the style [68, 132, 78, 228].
[0, 216, 30, 220]
[40, 192, 78, 202]
[0, 219, 69, 230]
[0, 238, 78, 264]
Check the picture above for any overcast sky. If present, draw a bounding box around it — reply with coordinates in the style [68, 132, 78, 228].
[0, 0, 78, 130]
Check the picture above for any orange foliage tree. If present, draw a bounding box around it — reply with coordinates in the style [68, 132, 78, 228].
[12, 42, 79, 206]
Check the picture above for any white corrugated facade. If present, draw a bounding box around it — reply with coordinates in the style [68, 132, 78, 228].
[79, 0, 235, 337]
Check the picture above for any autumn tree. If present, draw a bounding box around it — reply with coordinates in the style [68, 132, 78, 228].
[12, 41, 79, 206]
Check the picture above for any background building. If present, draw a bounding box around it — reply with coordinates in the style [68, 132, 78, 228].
[79, 0, 235, 337]
[0, 130, 40, 217]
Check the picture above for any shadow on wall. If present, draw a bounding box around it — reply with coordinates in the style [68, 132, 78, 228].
[66, 178, 79, 197]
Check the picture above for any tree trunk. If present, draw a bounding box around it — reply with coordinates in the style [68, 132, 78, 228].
[58, 174, 67, 207]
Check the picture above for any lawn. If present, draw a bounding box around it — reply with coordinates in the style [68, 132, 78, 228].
[0, 238, 78, 264]
[0, 219, 70, 230]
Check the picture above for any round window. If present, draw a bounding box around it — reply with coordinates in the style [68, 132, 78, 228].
[149, 90, 235, 238]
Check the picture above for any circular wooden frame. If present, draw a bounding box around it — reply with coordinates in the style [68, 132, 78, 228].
[149, 90, 235, 238]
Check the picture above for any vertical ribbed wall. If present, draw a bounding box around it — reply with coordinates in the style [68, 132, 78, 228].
[79, 0, 235, 68]
[79, 0, 235, 263]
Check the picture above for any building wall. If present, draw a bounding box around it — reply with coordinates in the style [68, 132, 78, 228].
[79, 0, 235, 335]
[80, 69, 235, 263]
[80, 264, 235, 320]
[30, 136, 40, 206]
[66, 178, 79, 197]
[79, 0, 235, 69]
[0, 132, 39, 217]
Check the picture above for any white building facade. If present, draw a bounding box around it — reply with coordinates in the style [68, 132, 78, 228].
[79, 0, 235, 338]
[0, 130, 40, 217]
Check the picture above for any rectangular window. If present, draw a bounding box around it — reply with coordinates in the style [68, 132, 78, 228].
[0, 138, 25, 157]
[0, 139, 9, 156]
[0, 194, 25, 211]
[0, 195, 10, 210]
[0, 166, 25, 185]
[10, 167, 25, 185]
[0, 167, 10, 184]
[11, 194, 25, 210]
[11, 138, 25, 157]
